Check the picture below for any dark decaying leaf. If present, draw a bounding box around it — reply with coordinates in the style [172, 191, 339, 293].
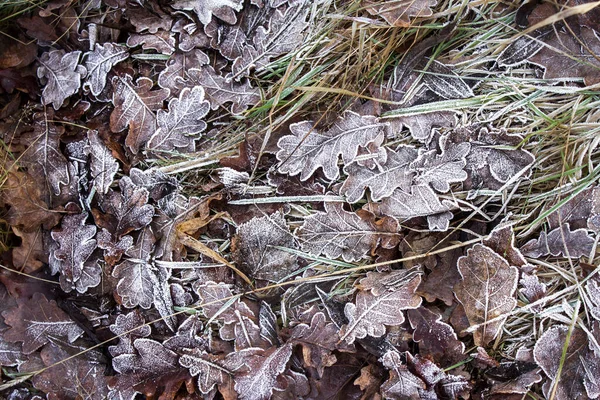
[232, 211, 298, 283]
[187, 65, 261, 114]
[408, 307, 465, 367]
[2, 292, 84, 354]
[276, 111, 387, 181]
[454, 244, 518, 346]
[37, 49, 86, 109]
[297, 202, 399, 263]
[534, 325, 600, 400]
[363, 0, 438, 26]
[483, 225, 527, 268]
[148, 86, 210, 152]
[339, 272, 421, 344]
[86, 130, 119, 195]
[50, 212, 101, 293]
[341, 146, 418, 203]
[83, 43, 128, 97]
[108, 310, 151, 357]
[521, 223, 595, 259]
[110, 74, 170, 153]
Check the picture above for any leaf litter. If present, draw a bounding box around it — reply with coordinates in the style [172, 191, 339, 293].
[1, 0, 600, 399]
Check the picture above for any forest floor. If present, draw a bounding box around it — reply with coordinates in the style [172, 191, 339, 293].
[1, 0, 600, 399]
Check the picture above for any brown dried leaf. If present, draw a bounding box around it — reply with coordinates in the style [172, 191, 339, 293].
[339, 273, 421, 344]
[126, 31, 176, 55]
[380, 350, 425, 400]
[157, 50, 210, 95]
[521, 223, 595, 259]
[2, 292, 84, 354]
[110, 74, 170, 153]
[37, 49, 86, 109]
[276, 111, 387, 181]
[408, 307, 465, 367]
[454, 244, 518, 346]
[11, 227, 47, 273]
[297, 202, 399, 263]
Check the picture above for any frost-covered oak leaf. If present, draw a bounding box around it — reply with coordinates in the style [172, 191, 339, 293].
[86, 130, 119, 195]
[2, 292, 84, 354]
[339, 273, 421, 344]
[83, 43, 128, 96]
[276, 111, 387, 181]
[454, 244, 518, 346]
[110, 74, 170, 153]
[148, 86, 210, 152]
[297, 202, 399, 263]
[341, 146, 418, 203]
[410, 141, 470, 193]
[521, 223, 594, 259]
[234, 344, 293, 400]
[363, 0, 438, 26]
[38, 49, 86, 109]
[380, 350, 426, 399]
[171, 0, 243, 26]
[50, 212, 101, 293]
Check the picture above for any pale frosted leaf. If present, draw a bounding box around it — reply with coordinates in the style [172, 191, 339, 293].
[50, 212, 100, 293]
[86, 130, 118, 194]
[357, 268, 421, 297]
[126, 32, 176, 55]
[521, 223, 594, 259]
[108, 311, 151, 357]
[110, 74, 169, 153]
[230, 2, 309, 80]
[0, 339, 22, 367]
[2, 292, 84, 354]
[112, 227, 156, 309]
[83, 43, 128, 96]
[586, 277, 600, 321]
[163, 315, 206, 350]
[180, 349, 232, 393]
[148, 86, 210, 152]
[410, 141, 470, 193]
[519, 272, 547, 309]
[408, 307, 465, 367]
[297, 202, 399, 262]
[363, 0, 437, 26]
[171, 0, 243, 26]
[38, 49, 86, 109]
[112, 338, 178, 375]
[234, 344, 293, 400]
[21, 111, 69, 196]
[130, 168, 180, 201]
[276, 111, 386, 181]
[374, 185, 454, 231]
[454, 244, 518, 346]
[339, 274, 421, 344]
[341, 146, 418, 203]
[534, 326, 600, 400]
[497, 35, 544, 67]
[391, 111, 456, 143]
[233, 211, 297, 282]
[187, 65, 260, 114]
[148, 265, 177, 331]
[422, 62, 474, 100]
[157, 50, 209, 95]
[259, 302, 279, 346]
[380, 350, 425, 400]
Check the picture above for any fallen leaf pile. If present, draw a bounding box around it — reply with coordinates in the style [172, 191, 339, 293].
[1, 0, 600, 399]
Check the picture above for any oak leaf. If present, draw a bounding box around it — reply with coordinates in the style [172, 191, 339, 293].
[339, 272, 421, 344]
[276, 111, 387, 181]
[38, 49, 86, 109]
[410, 140, 470, 193]
[179, 348, 238, 394]
[363, 0, 437, 26]
[86, 130, 119, 195]
[83, 43, 128, 97]
[380, 350, 425, 400]
[521, 223, 594, 259]
[188, 65, 260, 114]
[110, 74, 170, 153]
[108, 310, 151, 357]
[148, 86, 210, 152]
[157, 50, 209, 95]
[297, 202, 399, 263]
[171, 0, 243, 26]
[112, 338, 179, 375]
[126, 32, 176, 55]
[454, 244, 518, 346]
[50, 212, 101, 293]
[341, 146, 418, 203]
[2, 292, 84, 354]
